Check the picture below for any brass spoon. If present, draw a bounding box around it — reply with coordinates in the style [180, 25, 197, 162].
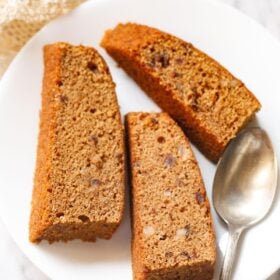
[213, 127, 278, 280]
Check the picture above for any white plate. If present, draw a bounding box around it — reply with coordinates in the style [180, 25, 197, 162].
[0, 0, 279, 279]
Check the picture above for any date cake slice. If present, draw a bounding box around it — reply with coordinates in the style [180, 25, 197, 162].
[29, 42, 125, 243]
[102, 23, 261, 161]
[126, 112, 216, 280]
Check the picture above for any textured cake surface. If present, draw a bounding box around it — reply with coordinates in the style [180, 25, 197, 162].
[102, 23, 261, 161]
[126, 112, 216, 280]
[29, 42, 125, 243]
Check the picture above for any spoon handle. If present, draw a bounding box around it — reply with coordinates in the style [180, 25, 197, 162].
[220, 227, 243, 280]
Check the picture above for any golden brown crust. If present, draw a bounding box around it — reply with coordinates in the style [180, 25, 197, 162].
[102, 23, 261, 162]
[29, 44, 63, 242]
[29, 43, 125, 243]
[126, 112, 216, 280]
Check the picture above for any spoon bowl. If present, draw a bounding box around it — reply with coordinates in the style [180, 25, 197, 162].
[213, 127, 278, 280]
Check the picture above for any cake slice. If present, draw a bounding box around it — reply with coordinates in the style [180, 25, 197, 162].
[126, 112, 216, 280]
[102, 23, 261, 162]
[29, 43, 125, 243]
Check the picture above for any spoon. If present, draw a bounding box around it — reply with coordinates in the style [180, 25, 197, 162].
[213, 127, 278, 280]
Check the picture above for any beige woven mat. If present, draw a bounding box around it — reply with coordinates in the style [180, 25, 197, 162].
[0, 0, 86, 78]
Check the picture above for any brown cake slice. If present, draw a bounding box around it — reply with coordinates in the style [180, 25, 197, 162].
[29, 43, 125, 243]
[102, 23, 261, 162]
[126, 112, 216, 280]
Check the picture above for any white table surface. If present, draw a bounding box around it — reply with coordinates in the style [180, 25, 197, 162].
[0, 0, 279, 279]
